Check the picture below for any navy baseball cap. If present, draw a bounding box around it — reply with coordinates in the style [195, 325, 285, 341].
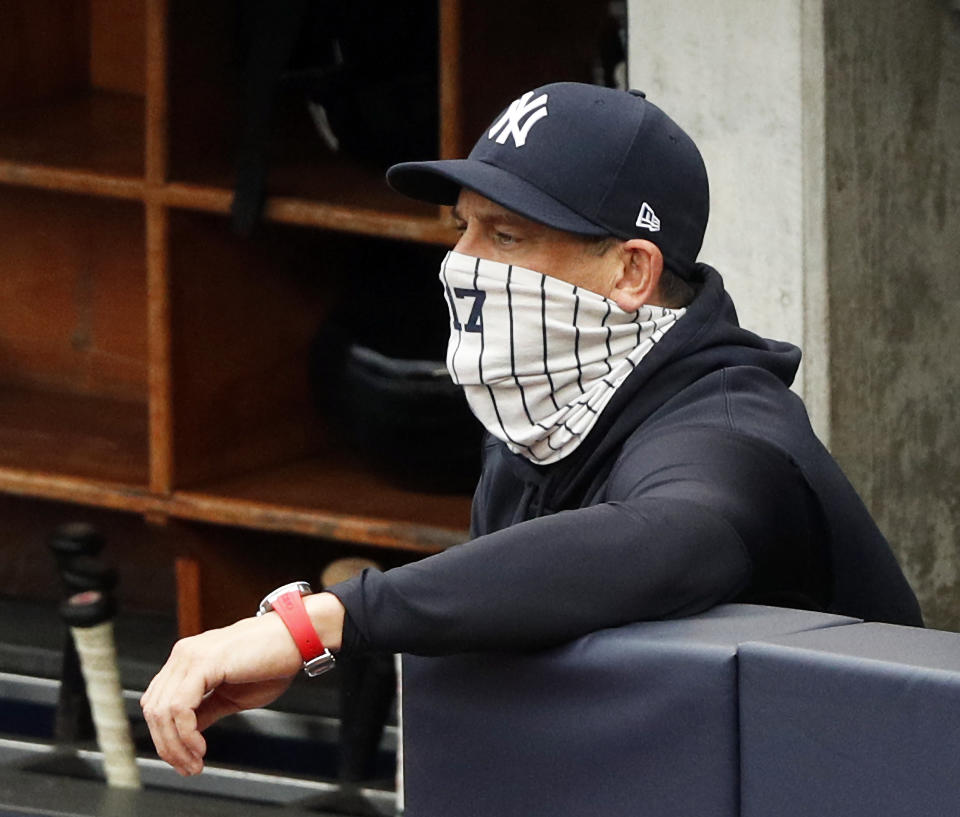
[386, 82, 710, 277]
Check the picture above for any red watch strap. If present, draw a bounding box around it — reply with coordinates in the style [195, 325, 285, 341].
[271, 590, 326, 662]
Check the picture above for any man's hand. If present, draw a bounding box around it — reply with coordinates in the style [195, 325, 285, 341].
[140, 592, 345, 777]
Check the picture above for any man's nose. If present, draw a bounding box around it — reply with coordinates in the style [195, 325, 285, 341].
[453, 223, 481, 257]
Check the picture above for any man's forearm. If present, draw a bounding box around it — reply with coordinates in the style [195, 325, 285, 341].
[329, 498, 752, 656]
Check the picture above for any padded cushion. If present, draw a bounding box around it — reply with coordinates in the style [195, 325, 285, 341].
[402, 604, 854, 817]
[739, 622, 960, 817]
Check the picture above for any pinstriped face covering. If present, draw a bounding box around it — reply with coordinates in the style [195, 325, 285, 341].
[440, 250, 685, 465]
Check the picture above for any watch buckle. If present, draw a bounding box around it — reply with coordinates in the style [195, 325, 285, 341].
[303, 649, 337, 677]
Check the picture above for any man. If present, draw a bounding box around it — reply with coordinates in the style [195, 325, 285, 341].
[141, 83, 922, 777]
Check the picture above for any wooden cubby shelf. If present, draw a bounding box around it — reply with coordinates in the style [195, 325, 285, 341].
[0, 0, 612, 633]
[0, 387, 149, 488]
[0, 92, 145, 182]
[0, 458, 469, 555]
[160, 181, 456, 245]
[171, 455, 471, 553]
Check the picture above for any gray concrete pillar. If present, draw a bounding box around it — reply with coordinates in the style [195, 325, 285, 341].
[628, 0, 960, 629]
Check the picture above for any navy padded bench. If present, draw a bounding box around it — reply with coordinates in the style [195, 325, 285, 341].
[401, 604, 854, 817]
[739, 622, 960, 817]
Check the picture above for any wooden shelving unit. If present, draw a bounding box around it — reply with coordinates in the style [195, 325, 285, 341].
[0, 0, 608, 633]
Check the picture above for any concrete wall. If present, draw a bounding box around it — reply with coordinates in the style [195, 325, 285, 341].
[627, 0, 830, 438]
[628, 1, 960, 630]
[824, 1, 960, 631]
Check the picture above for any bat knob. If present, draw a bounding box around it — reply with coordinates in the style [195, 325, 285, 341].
[59, 590, 117, 629]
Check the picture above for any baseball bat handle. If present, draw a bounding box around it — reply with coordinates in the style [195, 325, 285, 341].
[65, 592, 141, 789]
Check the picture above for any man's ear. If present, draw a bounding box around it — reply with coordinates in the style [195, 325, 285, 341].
[609, 239, 663, 311]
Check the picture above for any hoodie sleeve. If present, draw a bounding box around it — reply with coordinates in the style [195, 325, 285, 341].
[329, 428, 825, 656]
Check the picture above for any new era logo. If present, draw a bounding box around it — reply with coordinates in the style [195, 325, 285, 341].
[489, 91, 549, 148]
[636, 202, 661, 232]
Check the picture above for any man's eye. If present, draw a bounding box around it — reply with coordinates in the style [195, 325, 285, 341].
[494, 231, 516, 245]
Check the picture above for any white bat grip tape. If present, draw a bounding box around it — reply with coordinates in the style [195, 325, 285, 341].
[71, 621, 141, 789]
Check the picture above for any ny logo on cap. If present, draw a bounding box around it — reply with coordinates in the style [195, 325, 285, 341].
[636, 202, 661, 232]
[488, 91, 549, 148]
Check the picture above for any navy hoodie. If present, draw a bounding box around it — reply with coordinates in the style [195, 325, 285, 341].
[332, 266, 923, 655]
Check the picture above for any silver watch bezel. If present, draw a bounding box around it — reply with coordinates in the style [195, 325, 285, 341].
[257, 581, 312, 616]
